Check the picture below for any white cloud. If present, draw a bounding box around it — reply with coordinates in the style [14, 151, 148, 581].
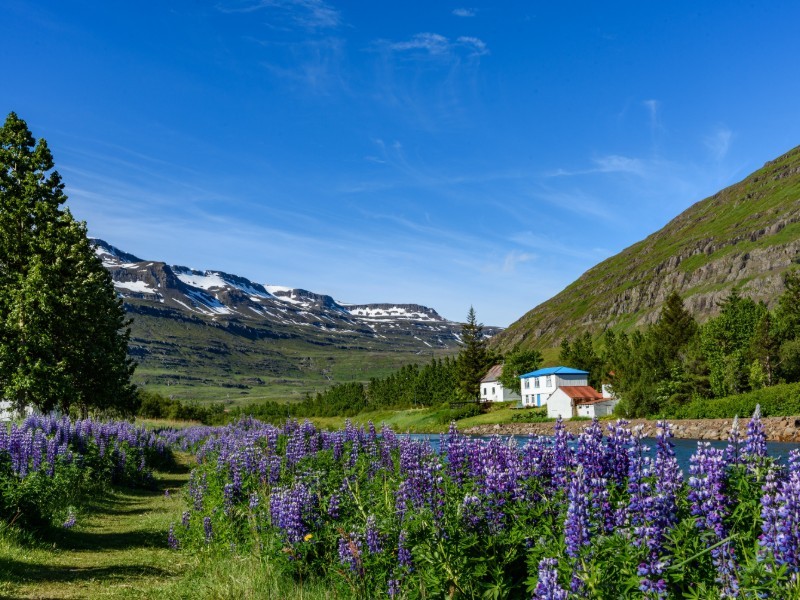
[452, 8, 476, 17]
[387, 32, 451, 56]
[381, 33, 489, 58]
[592, 155, 645, 175]
[457, 36, 489, 56]
[704, 126, 733, 161]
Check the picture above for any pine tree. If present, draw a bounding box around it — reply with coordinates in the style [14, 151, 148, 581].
[456, 307, 492, 401]
[0, 112, 137, 415]
[652, 291, 698, 357]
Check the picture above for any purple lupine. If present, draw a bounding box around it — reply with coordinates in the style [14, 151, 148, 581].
[338, 532, 363, 575]
[760, 455, 800, 573]
[725, 415, 743, 465]
[365, 515, 382, 554]
[604, 419, 632, 487]
[552, 417, 574, 491]
[387, 578, 401, 598]
[744, 404, 767, 460]
[168, 524, 179, 549]
[181, 511, 191, 529]
[203, 516, 213, 543]
[397, 530, 413, 572]
[564, 464, 591, 559]
[327, 494, 340, 519]
[533, 558, 568, 600]
[62, 513, 76, 529]
[688, 442, 739, 597]
[269, 482, 316, 544]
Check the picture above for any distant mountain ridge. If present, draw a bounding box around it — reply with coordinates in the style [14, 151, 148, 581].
[93, 240, 499, 401]
[494, 145, 800, 352]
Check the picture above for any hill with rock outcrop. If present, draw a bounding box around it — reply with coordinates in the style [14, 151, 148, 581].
[494, 145, 800, 352]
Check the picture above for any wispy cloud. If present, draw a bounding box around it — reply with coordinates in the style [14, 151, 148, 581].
[547, 154, 645, 177]
[216, 0, 340, 29]
[704, 126, 733, 161]
[452, 8, 476, 17]
[501, 250, 535, 273]
[379, 32, 489, 59]
[254, 36, 347, 94]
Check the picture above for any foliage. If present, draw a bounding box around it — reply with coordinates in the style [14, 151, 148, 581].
[0, 413, 173, 528]
[170, 414, 800, 599]
[0, 112, 136, 415]
[559, 332, 603, 389]
[456, 307, 495, 401]
[510, 408, 551, 423]
[499, 348, 543, 395]
[665, 381, 800, 420]
[136, 390, 224, 425]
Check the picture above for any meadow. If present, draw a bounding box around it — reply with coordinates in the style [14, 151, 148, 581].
[1, 409, 799, 598]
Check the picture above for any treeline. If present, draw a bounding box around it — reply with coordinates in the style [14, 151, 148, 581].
[136, 390, 225, 425]
[237, 357, 460, 421]
[559, 270, 800, 417]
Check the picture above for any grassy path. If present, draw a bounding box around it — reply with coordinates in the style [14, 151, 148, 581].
[0, 457, 193, 599]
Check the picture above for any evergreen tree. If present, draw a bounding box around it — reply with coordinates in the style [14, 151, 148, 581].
[456, 307, 493, 401]
[499, 347, 543, 395]
[0, 112, 137, 415]
[559, 331, 603, 389]
[651, 291, 698, 357]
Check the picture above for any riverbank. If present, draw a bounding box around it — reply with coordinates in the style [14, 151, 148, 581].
[464, 415, 800, 442]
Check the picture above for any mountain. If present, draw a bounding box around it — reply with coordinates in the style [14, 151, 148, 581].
[494, 145, 800, 352]
[94, 240, 499, 403]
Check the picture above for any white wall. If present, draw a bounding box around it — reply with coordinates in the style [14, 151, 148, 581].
[520, 372, 588, 407]
[546, 389, 574, 419]
[480, 382, 519, 402]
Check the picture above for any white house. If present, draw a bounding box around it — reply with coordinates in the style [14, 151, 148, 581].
[518, 366, 589, 408]
[480, 364, 520, 402]
[546, 384, 618, 419]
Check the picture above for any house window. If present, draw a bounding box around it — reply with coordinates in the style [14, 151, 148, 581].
[483, 387, 487, 396]
[491, 387, 495, 395]
[534, 378, 540, 388]
[524, 379, 530, 389]
[545, 375, 552, 387]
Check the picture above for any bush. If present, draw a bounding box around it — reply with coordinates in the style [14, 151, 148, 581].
[511, 408, 552, 423]
[665, 381, 800, 419]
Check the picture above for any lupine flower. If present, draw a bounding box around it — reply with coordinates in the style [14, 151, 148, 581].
[62, 513, 76, 529]
[270, 482, 316, 544]
[533, 558, 568, 600]
[365, 515, 381, 554]
[744, 404, 767, 460]
[725, 415, 743, 464]
[397, 530, 413, 572]
[688, 442, 739, 597]
[760, 456, 800, 574]
[203, 516, 213, 543]
[564, 465, 591, 559]
[168, 524, 179, 549]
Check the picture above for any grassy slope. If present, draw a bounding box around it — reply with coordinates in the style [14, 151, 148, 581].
[130, 311, 455, 406]
[495, 145, 800, 352]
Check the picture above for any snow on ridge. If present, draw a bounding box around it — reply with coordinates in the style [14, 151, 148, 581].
[176, 271, 272, 299]
[347, 305, 437, 321]
[114, 280, 158, 295]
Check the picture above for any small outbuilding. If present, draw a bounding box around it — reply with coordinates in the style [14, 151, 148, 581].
[480, 364, 520, 402]
[546, 385, 618, 419]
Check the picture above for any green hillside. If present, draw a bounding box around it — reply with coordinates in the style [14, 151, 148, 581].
[495, 145, 800, 352]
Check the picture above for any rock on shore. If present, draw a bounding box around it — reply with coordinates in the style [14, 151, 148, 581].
[464, 416, 800, 442]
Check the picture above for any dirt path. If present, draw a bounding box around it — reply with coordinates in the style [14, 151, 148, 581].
[0, 458, 193, 599]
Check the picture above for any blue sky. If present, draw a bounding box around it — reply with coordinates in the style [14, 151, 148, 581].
[4, 1, 800, 326]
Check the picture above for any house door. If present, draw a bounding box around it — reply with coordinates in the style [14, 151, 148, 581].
[536, 394, 541, 406]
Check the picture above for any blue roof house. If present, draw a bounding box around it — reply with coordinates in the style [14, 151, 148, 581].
[518, 366, 589, 408]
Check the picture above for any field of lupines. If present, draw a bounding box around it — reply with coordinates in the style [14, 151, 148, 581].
[0, 413, 173, 528]
[170, 410, 800, 599]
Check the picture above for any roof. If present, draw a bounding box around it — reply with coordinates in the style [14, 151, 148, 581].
[557, 386, 604, 404]
[520, 366, 589, 379]
[480, 364, 504, 383]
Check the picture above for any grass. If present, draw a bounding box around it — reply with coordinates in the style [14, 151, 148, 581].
[0, 453, 335, 599]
